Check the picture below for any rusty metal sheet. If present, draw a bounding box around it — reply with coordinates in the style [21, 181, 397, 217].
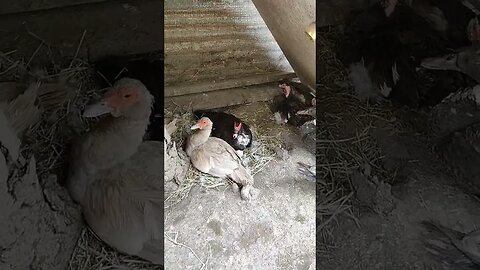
[164, 0, 294, 95]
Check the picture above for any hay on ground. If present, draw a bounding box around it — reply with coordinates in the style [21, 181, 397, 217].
[316, 26, 396, 253]
[164, 106, 278, 209]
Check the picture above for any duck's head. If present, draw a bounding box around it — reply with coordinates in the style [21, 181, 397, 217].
[233, 121, 251, 147]
[83, 78, 153, 120]
[190, 117, 213, 130]
[278, 81, 291, 97]
[421, 46, 480, 82]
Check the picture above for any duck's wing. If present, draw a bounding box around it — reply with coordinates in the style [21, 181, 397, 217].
[195, 138, 241, 176]
[84, 142, 164, 262]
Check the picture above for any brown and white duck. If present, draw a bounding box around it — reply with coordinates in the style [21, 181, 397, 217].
[186, 117, 256, 200]
[278, 79, 316, 108]
[272, 80, 315, 126]
[66, 78, 163, 265]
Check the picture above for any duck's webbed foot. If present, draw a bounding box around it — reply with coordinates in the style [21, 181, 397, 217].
[381, 0, 398, 17]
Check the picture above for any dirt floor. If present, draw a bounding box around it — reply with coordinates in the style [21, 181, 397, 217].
[316, 27, 480, 270]
[164, 102, 316, 270]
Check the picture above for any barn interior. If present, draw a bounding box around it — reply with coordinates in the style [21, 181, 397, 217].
[0, 0, 315, 269]
[317, 0, 480, 269]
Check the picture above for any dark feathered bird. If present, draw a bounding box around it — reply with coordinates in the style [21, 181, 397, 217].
[192, 110, 253, 151]
[340, 0, 477, 108]
[271, 80, 315, 126]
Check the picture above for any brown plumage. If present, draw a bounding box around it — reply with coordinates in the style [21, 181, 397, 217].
[66, 78, 163, 265]
[186, 117, 256, 200]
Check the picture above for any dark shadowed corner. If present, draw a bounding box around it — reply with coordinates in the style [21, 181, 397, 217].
[317, 0, 480, 269]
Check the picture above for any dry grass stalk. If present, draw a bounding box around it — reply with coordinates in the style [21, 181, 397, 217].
[316, 26, 394, 253]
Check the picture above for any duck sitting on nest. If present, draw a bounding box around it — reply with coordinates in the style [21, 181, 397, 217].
[66, 78, 163, 265]
[186, 117, 257, 201]
[192, 110, 253, 153]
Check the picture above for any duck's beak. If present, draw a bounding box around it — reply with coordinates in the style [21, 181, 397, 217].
[83, 100, 113, 117]
[190, 123, 200, 130]
[421, 54, 460, 71]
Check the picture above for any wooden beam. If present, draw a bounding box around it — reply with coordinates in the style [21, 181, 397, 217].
[251, 0, 315, 88]
[165, 72, 296, 97]
[165, 83, 280, 111]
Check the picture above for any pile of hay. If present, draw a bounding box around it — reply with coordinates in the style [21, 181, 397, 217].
[0, 45, 162, 269]
[316, 26, 395, 254]
[164, 105, 278, 209]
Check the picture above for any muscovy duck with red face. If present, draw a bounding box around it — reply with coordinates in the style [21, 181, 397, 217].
[93, 52, 163, 141]
[192, 110, 253, 151]
[271, 80, 315, 126]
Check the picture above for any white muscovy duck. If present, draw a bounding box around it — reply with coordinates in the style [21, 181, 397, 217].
[66, 78, 163, 265]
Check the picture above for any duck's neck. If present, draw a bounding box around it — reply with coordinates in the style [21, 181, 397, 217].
[186, 128, 212, 156]
[91, 116, 150, 167]
[103, 115, 149, 140]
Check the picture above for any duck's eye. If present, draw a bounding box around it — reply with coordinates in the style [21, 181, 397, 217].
[124, 94, 131, 98]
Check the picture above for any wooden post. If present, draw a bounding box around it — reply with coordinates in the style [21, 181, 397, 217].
[251, 0, 316, 89]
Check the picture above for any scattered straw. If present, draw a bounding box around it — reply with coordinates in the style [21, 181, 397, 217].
[69, 228, 162, 270]
[165, 231, 210, 270]
[316, 26, 395, 254]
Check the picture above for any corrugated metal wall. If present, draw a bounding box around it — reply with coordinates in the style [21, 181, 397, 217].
[164, 0, 294, 97]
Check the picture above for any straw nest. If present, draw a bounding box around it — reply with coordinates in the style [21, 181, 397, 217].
[316, 26, 399, 255]
[0, 41, 161, 268]
[164, 103, 279, 209]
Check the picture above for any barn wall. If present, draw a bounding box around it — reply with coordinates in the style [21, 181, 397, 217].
[0, 1, 163, 66]
[1, 0, 106, 15]
[164, 0, 294, 97]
